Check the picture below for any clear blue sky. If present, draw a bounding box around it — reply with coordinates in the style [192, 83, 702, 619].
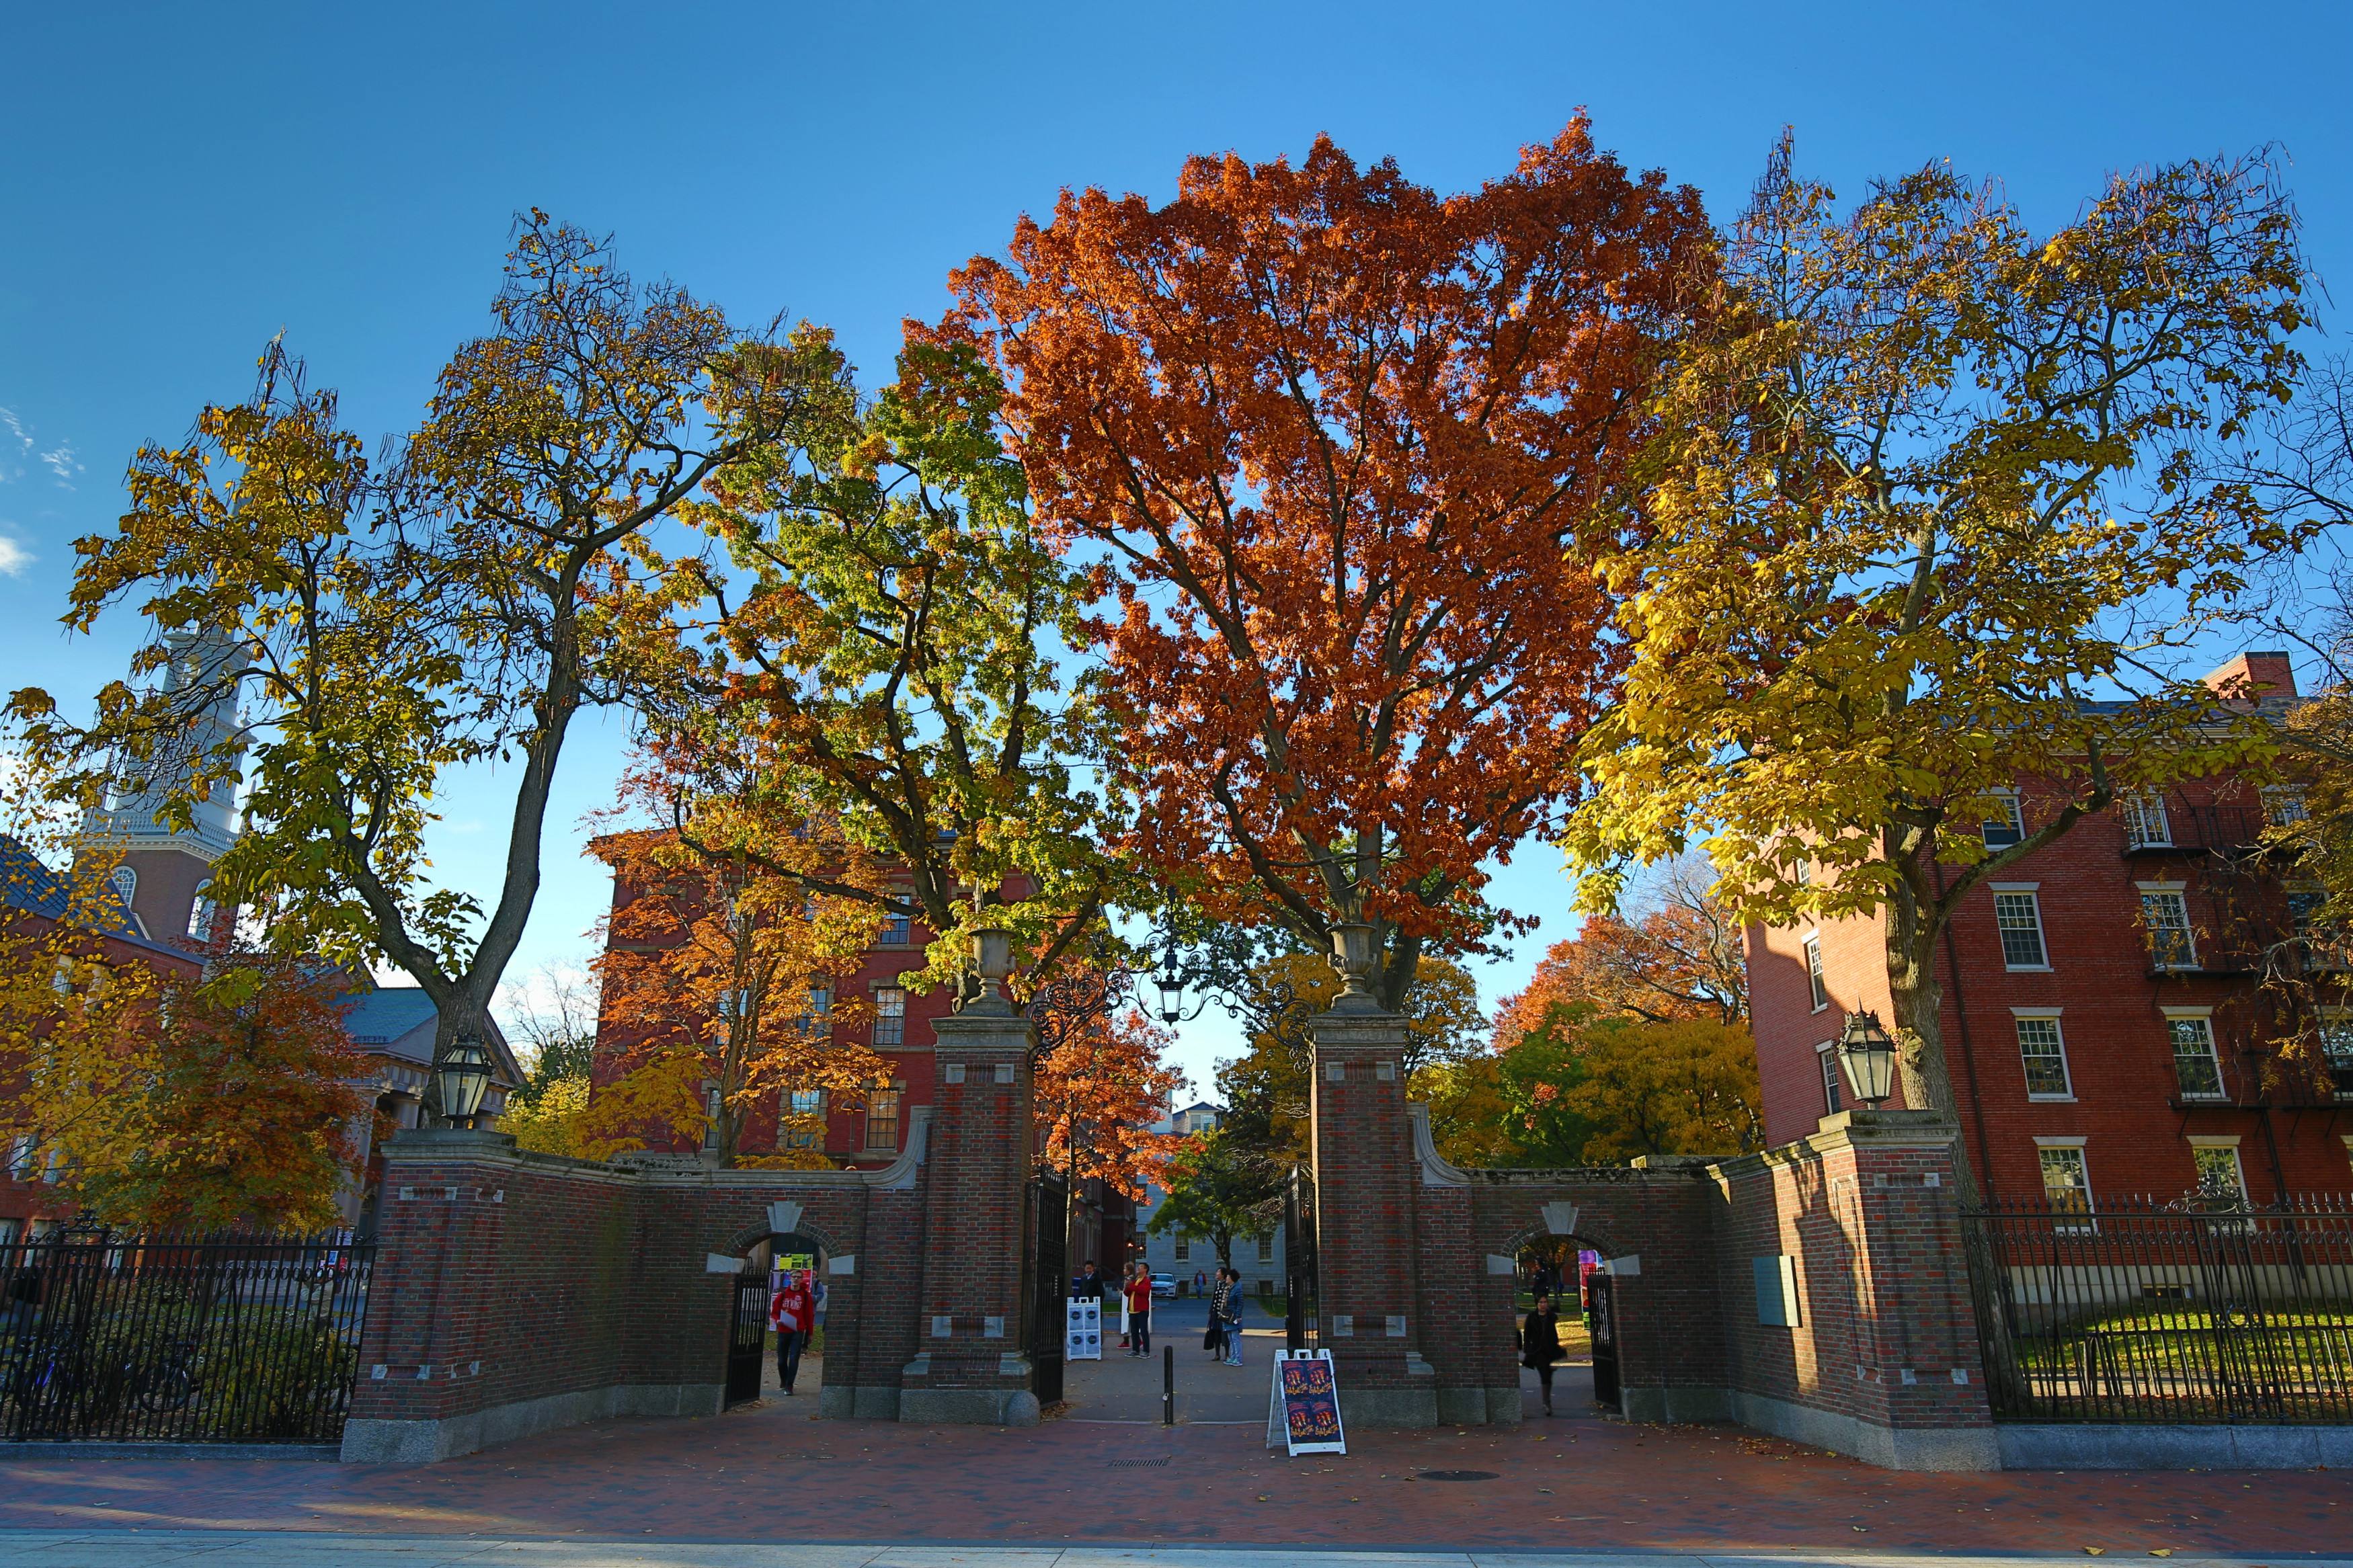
[4, 1, 2348, 1087]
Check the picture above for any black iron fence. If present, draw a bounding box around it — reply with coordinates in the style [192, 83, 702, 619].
[0, 1223, 374, 1444]
[1962, 1197, 2353, 1425]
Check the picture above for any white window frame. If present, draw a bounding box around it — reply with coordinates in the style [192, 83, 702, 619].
[1981, 790, 2025, 850]
[1816, 1040, 1843, 1115]
[2010, 1008, 2074, 1101]
[872, 985, 906, 1048]
[864, 1079, 904, 1151]
[1992, 884, 2050, 971]
[2263, 786, 2309, 827]
[2034, 1137, 2094, 1228]
[2163, 1008, 2227, 1102]
[2122, 793, 2174, 850]
[2187, 1135, 2249, 1219]
[2320, 1008, 2353, 1102]
[2138, 883, 2198, 971]
[1802, 934, 1828, 1012]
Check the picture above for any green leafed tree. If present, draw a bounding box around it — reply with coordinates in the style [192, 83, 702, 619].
[638, 335, 1131, 999]
[9, 216, 840, 1081]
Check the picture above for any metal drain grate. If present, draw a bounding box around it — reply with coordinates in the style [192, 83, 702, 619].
[1415, 1469, 1499, 1481]
[1107, 1457, 1172, 1468]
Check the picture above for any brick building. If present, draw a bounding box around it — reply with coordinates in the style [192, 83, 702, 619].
[1747, 651, 2353, 1208]
[587, 851, 1140, 1265]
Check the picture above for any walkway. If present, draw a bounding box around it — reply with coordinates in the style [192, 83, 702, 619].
[3, 1376, 2347, 1559]
[1062, 1296, 1276, 1423]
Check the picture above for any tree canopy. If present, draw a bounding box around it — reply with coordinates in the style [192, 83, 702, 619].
[1565, 140, 2311, 1198]
[944, 120, 1714, 1009]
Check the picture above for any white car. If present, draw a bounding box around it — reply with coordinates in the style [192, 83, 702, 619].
[1150, 1273, 1178, 1298]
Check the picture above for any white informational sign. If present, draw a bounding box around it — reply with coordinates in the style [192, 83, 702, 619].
[1266, 1348, 1345, 1455]
[1065, 1296, 1103, 1360]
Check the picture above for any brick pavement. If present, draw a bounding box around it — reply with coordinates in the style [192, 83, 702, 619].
[3, 1371, 2349, 1559]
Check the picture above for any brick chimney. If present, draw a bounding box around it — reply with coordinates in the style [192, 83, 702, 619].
[2203, 650, 2297, 706]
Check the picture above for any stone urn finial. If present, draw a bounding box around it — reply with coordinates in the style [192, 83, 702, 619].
[1330, 922, 1377, 1005]
[970, 926, 1014, 1009]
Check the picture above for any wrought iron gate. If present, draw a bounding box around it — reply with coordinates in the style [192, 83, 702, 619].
[1587, 1272, 1620, 1411]
[1025, 1169, 1068, 1407]
[1, 1223, 374, 1444]
[723, 1266, 768, 1409]
[1284, 1164, 1318, 1352]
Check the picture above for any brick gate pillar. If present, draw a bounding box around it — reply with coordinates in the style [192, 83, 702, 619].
[900, 938, 1041, 1426]
[1308, 926, 1441, 1427]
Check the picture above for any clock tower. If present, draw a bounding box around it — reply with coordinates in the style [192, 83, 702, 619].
[78, 630, 247, 948]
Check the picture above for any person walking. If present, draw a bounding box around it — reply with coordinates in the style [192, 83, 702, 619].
[1191, 1267, 1207, 1299]
[1522, 1288, 1565, 1416]
[1224, 1260, 1242, 1363]
[1123, 1262, 1153, 1356]
[770, 1266, 817, 1397]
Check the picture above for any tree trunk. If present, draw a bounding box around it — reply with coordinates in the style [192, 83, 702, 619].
[1883, 874, 2018, 1403]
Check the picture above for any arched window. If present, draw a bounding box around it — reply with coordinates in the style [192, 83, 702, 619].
[109, 866, 136, 907]
[188, 882, 217, 940]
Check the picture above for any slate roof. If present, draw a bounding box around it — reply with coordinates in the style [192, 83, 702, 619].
[0, 833, 200, 962]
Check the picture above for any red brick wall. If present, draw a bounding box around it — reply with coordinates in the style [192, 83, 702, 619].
[1710, 1117, 1991, 1436]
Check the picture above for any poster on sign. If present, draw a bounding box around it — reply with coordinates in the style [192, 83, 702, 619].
[1065, 1296, 1102, 1360]
[1267, 1350, 1345, 1454]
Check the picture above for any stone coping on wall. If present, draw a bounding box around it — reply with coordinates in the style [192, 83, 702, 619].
[1702, 1108, 1960, 1187]
[376, 1109, 932, 1190]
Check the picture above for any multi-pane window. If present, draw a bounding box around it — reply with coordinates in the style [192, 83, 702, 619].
[2169, 1016, 2225, 1100]
[1803, 936, 1827, 1009]
[1817, 1044, 1843, 1114]
[2264, 787, 2309, 827]
[797, 986, 833, 1038]
[783, 1088, 827, 1149]
[880, 907, 913, 946]
[2015, 1016, 2073, 1099]
[873, 986, 906, 1048]
[2190, 1143, 2247, 1209]
[2038, 1145, 2091, 1214]
[2122, 794, 2173, 849]
[1995, 892, 2048, 968]
[865, 1082, 902, 1150]
[2141, 889, 2196, 969]
[702, 1085, 722, 1152]
[1257, 1235, 1274, 1262]
[2320, 1013, 2353, 1100]
[1173, 1236, 1190, 1262]
[1981, 793, 2025, 850]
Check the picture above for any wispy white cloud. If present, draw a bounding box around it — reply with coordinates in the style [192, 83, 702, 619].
[0, 534, 29, 577]
[0, 408, 79, 490]
[38, 442, 80, 489]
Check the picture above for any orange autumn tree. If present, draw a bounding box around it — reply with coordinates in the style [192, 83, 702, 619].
[65, 954, 374, 1232]
[1031, 1001, 1183, 1200]
[590, 823, 891, 1168]
[943, 120, 1713, 1008]
[1492, 858, 1747, 1051]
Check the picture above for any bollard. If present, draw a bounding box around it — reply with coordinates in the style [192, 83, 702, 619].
[1163, 1344, 1174, 1426]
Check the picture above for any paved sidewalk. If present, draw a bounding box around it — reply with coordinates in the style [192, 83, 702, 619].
[0, 1542, 2347, 1568]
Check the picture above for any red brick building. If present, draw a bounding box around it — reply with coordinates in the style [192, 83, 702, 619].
[587, 854, 1137, 1262]
[1746, 652, 2353, 1208]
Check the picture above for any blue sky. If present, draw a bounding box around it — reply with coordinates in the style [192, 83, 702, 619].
[4, 1, 2348, 1089]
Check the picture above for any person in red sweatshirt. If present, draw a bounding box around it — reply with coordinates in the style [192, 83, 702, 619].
[769, 1268, 817, 1396]
[1123, 1262, 1153, 1357]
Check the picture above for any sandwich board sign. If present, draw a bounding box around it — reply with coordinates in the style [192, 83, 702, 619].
[1065, 1296, 1103, 1360]
[1267, 1349, 1345, 1454]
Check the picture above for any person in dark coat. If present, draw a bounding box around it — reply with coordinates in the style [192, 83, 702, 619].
[1071, 1261, 1105, 1302]
[1521, 1289, 1565, 1415]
